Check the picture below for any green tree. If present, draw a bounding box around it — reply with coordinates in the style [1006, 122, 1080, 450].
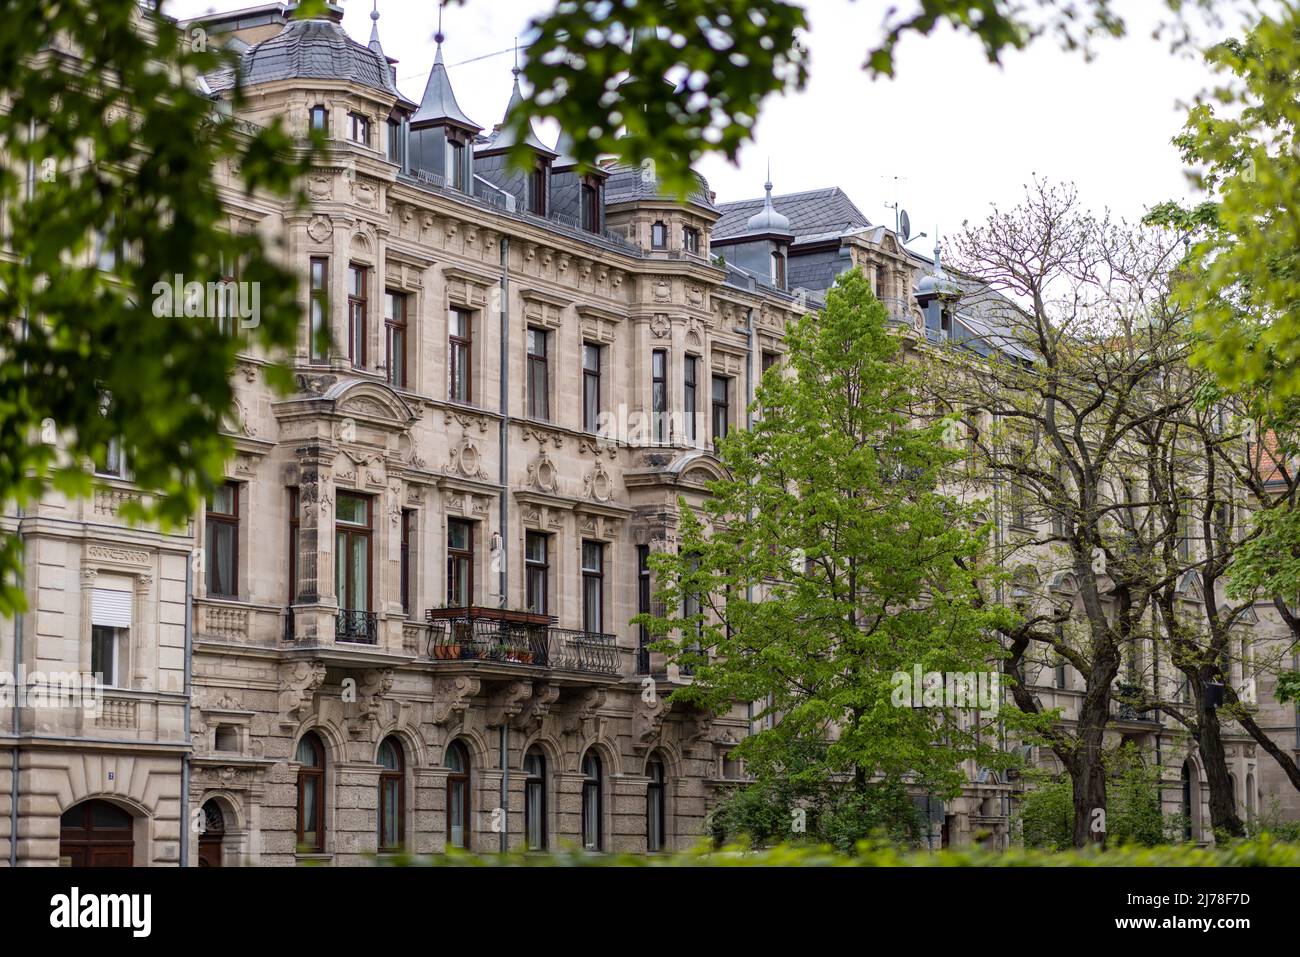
[639, 268, 1010, 822]
[0, 0, 322, 612]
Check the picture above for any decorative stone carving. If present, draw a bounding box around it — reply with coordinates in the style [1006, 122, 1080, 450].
[563, 688, 606, 734]
[449, 437, 490, 481]
[348, 668, 395, 736]
[277, 660, 327, 727]
[649, 313, 671, 338]
[514, 683, 560, 730]
[634, 692, 671, 752]
[430, 676, 481, 724]
[486, 680, 533, 727]
[306, 176, 332, 202]
[582, 460, 614, 503]
[527, 450, 559, 493]
[681, 707, 717, 748]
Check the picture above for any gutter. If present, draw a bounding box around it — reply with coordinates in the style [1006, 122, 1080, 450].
[734, 308, 756, 732]
[179, 555, 193, 867]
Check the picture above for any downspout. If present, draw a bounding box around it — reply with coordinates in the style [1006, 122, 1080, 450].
[498, 235, 510, 852]
[10, 117, 37, 867]
[734, 307, 755, 731]
[180, 555, 193, 867]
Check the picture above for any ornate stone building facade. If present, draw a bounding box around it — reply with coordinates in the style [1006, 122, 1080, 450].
[0, 2, 1295, 866]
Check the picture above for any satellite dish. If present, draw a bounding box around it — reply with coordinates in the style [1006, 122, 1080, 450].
[899, 209, 911, 242]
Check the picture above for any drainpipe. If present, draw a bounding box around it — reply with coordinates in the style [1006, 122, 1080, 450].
[179, 555, 193, 867]
[733, 307, 755, 732]
[498, 235, 510, 852]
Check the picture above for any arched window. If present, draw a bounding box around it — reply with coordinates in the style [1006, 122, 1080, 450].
[446, 740, 470, 849]
[646, 754, 666, 852]
[296, 732, 326, 853]
[581, 751, 603, 851]
[377, 737, 404, 851]
[524, 748, 547, 851]
[198, 800, 226, 867]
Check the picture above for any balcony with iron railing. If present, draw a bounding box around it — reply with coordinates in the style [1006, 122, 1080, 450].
[422, 606, 621, 677]
[336, 608, 380, 644]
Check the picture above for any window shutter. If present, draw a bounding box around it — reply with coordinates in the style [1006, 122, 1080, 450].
[91, 587, 133, 628]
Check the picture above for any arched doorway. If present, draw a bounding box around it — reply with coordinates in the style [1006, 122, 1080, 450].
[60, 800, 135, 867]
[198, 800, 226, 867]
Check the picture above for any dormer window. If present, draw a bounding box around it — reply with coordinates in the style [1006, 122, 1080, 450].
[348, 112, 370, 146]
[683, 226, 700, 254]
[446, 139, 466, 190]
[770, 250, 786, 288]
[580, 181, 602, 233]
[529, 163, 547, 216]
[651, 221, 667, 250]
[309, 104, 329, 134]
[387, 118, 402, 163]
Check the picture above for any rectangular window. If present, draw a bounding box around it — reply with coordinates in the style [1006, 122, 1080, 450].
[446, 140, 465, 190]
[385, 291, 407, 388]
[400, 509, 414, 616]
[583, 343, 602, 432]
[711, 375, 730, 445]
[335, 493, 372, 614]
[527, 328, 549, 420]
[582, 541, 604, 633]
[347, 264, 367, 367]
[309, 104, 328, 133]
[94, 436, 128, 479]
[684, 355, 698, 442]
[447, 519, 474, 608]
[348, 112, 370, 145]
[683, 225, 700, 254]
[205, 482, 239, 598]
[761, 351, 779, 375]
[529, 165, 547, 216]
[580, 182, 600, 232]
[90, 584, 132, 688]
[652, 349, 668, 443]
[387, 118, 401, 163]
[309, 257, 329, 362]
[651, 221, 667, 249]
[288, 488, 299, 604]
[449, 308, 472, 403]
[637, 545, 651, 675]
[525, 531, 549, 616]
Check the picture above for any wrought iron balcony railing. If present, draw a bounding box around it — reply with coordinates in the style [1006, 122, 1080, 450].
[337, 608, 379, 644]
[423, 607, 620, 676]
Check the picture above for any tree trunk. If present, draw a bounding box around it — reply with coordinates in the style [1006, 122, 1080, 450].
[1193, 680, 1246, 839]
[1071, 696, 1110, 848]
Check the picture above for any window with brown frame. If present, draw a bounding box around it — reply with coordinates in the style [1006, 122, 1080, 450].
[309, 257, 329, 362]
[400, 509, 414, 616]
[525, 531, 549, 616]
[446, 139, 466, 191]
[377, 737, 404, 851]
[646, 754, 666, 851]
[684, 355, 698, 443]
[529, 164, 547, 216]
[309, 104, 328, 134]
[347, 112, 370, 146]
[683, 225, 700, 254]
[385, 291, 408, 388]
[447, 519, 474, 608]
[446, 740, 470, 849]
[582, 342, 602, 432]
[582, 540, 604, 633]
[652, 349, 668, 442]
[296, 733, 326, 853]
[347, 264, 367, 367]
[335, 493, 372, 618]
[527, 327, 549, 419]
[449, 307, 472, 402]
[712, 374, 731, 445]
[581, 750, 602, 850]
[287, 488, 299, 604]
[650, 221, 667, 249]
[580, 179, 601, 233]
[205, 482, 239, 598]
[524, 748, 547, 851]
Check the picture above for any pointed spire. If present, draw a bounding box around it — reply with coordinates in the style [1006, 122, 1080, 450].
[367, 0, 384, 56]
[746, 160, 791, 237]
[933, 228, 944, 276]
[411, 10, 479, 132]
[478, 44, 557, 157]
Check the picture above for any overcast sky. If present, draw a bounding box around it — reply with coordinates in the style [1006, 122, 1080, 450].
[166, 0, 1260, 251]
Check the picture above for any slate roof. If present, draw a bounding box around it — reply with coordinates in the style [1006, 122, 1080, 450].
[604, 164, 717, 212]
[714, 187, 870, 243]
[412, 43, 480, 131]
[477, 75, 556, 157]
[204, 17, 401, 98]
